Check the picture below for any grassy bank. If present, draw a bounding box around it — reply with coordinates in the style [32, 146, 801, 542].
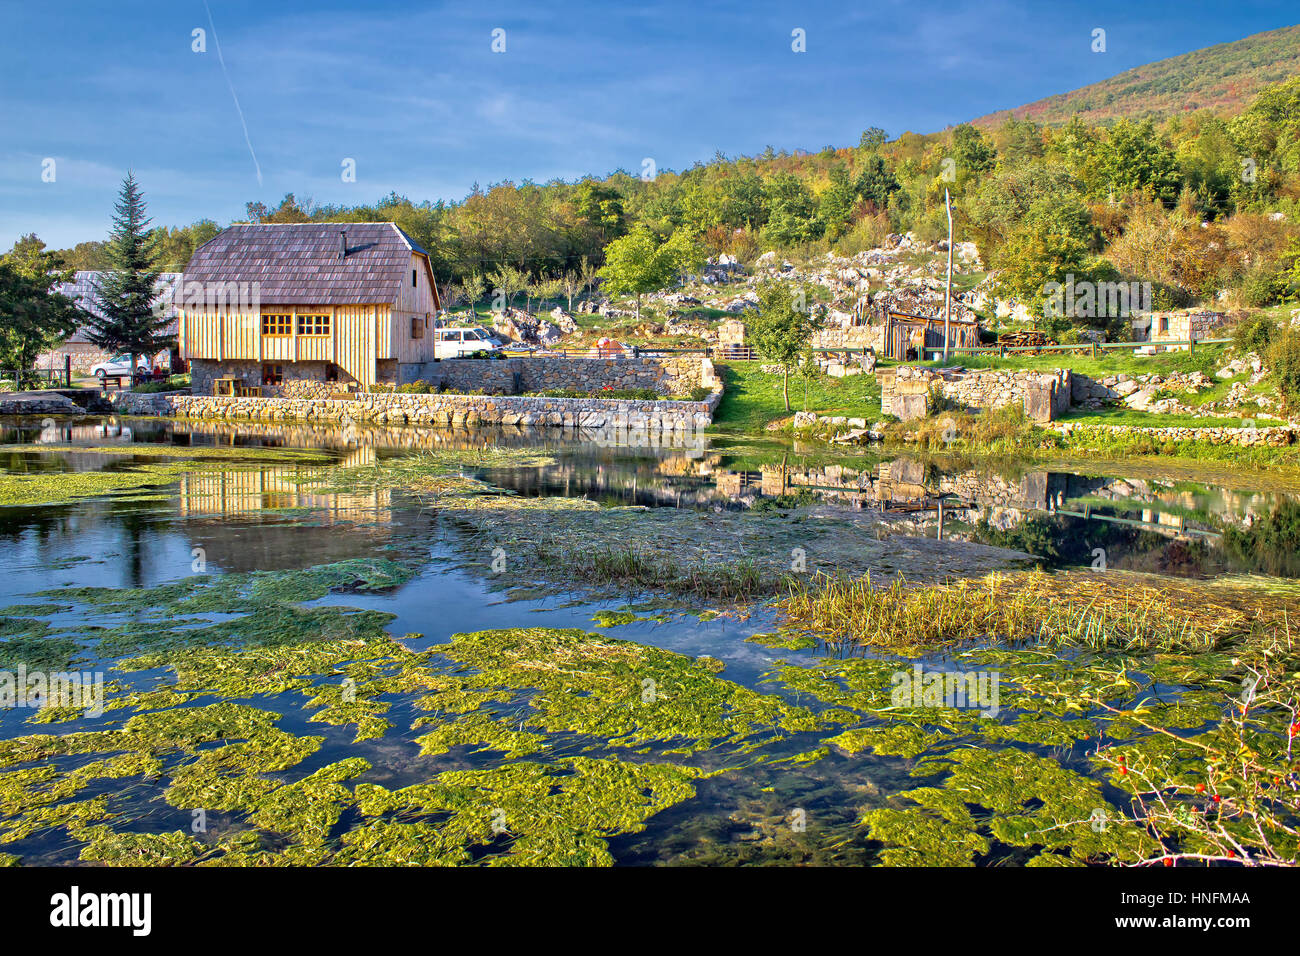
[1057, 407, 1285, 428]
[711, 362, 881, 433]
[922, 342, 1231, 378]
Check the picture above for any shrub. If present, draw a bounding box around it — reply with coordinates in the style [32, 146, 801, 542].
[395, 379, 439, 394]
[1235, 314, 1278, 354]
[925, 381, 961, 414]
[1266, 327, 1300, 410]
[1240, 266, 1292, 308]
[132, 374, 191, 394]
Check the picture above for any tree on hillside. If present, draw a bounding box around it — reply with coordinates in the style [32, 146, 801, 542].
[1230, 76, 1300, 178]
[855, 154, 901, 209]
[950, 124, 996, 177]
[53, 240, 110, 272]
[761, 174, 821, 247]
[575, 179, 626, 246]
[152, 220, 221, 271]
[818, 165, 858, 239]
[858, 127, 888, 153]
[0, 235, 84, 387]
[744, 280, 823, 412]
[245, 193, 314, 224]
[1096, 120, 1181, 204]
[86, 173, 170, 372]
[597, 229, 701, 321]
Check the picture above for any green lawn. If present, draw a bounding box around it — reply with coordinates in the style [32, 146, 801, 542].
[922, 343, 1231, 379]
[711, 362, 881, 433]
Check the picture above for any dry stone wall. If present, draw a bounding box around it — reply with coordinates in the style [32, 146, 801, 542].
[879, 366, 1072, 422]
[1052, 421, 1297, 448]
[111, 386, 722, 431]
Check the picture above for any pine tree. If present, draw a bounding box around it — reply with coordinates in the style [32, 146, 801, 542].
[86, 173, 168, 373]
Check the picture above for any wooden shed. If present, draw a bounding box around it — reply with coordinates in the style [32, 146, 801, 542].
[881, 309, 981, 360]
[178, 222, 441, 396]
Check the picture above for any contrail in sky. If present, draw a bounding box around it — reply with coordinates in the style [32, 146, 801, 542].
[203, 0, 263, 186]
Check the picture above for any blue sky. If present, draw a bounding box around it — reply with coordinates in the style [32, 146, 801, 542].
[1, 0, 1295, 249]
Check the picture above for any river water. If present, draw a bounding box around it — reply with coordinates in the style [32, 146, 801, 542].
[0, 415, 1292, 865]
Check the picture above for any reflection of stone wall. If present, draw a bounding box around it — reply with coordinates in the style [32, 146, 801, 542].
[111, 386, 723, 431]
[879, 366, 1072, 422]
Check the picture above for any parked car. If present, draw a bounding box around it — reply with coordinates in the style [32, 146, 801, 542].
[90, 354, 150, 383]
[433, 327, 505, 359]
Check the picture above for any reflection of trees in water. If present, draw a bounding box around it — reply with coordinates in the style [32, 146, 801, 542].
[1224, 500, 1300, 578]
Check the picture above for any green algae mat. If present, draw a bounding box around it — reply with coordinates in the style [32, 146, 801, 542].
[1, 554, 1296, 866]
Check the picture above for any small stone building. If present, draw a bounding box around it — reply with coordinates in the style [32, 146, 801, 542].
[1133, 310, 1222, 351]
[879, 365, 1073, 423]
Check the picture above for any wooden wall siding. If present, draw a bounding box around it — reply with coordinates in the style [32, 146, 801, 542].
[395, 252, 439, 314]
[180, 303, 392, 386]
[390, 313, 437, 364]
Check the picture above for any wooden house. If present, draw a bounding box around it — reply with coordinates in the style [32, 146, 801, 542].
[179, 222, 441, 396]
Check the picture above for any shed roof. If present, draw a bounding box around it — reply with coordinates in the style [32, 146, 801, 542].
[181, 222, 428, 306]
[55, 271, 182, 343]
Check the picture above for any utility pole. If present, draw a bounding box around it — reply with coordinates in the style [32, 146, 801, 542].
[943, 188, 954, 362]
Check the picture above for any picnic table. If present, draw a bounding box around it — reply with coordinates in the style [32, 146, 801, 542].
[213, 377, 263, 397]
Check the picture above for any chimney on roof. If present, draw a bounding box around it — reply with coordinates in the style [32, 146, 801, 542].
[339, 229, 347, 260]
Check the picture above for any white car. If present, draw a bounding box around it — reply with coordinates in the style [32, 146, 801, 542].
[90, 354, 151, 382]
[433, 327, 504, 359]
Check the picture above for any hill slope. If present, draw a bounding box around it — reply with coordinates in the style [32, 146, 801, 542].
[972, 23, 1300, 128]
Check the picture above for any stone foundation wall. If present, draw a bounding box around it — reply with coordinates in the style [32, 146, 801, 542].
[879, 365, 1072, 422]
[111, 386, 723, 431]
[190, 360, 361, 399]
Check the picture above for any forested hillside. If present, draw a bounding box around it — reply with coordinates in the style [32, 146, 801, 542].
[973, 24, 1300, 129]
[39, 71, 1300, 332]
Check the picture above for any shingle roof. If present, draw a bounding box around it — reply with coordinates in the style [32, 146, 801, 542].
[56, 271, 182, 343]
[181, 222, 426, 306]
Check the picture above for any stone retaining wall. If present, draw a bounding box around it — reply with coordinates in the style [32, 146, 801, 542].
[879, 366, 1072, 422]
[191, 354, 718, 399]
[422, 354, 717, 396]
[111, 386, 723, 431]
[1051, 421, 1297, 448]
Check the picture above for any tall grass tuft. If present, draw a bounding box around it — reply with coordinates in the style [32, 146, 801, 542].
[782, 570, 1268, 652]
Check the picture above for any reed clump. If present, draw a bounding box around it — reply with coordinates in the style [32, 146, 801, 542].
[781, 569, 1288, 652]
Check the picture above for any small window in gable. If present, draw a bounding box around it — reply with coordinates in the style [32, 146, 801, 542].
[412, 269, 417, 287]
